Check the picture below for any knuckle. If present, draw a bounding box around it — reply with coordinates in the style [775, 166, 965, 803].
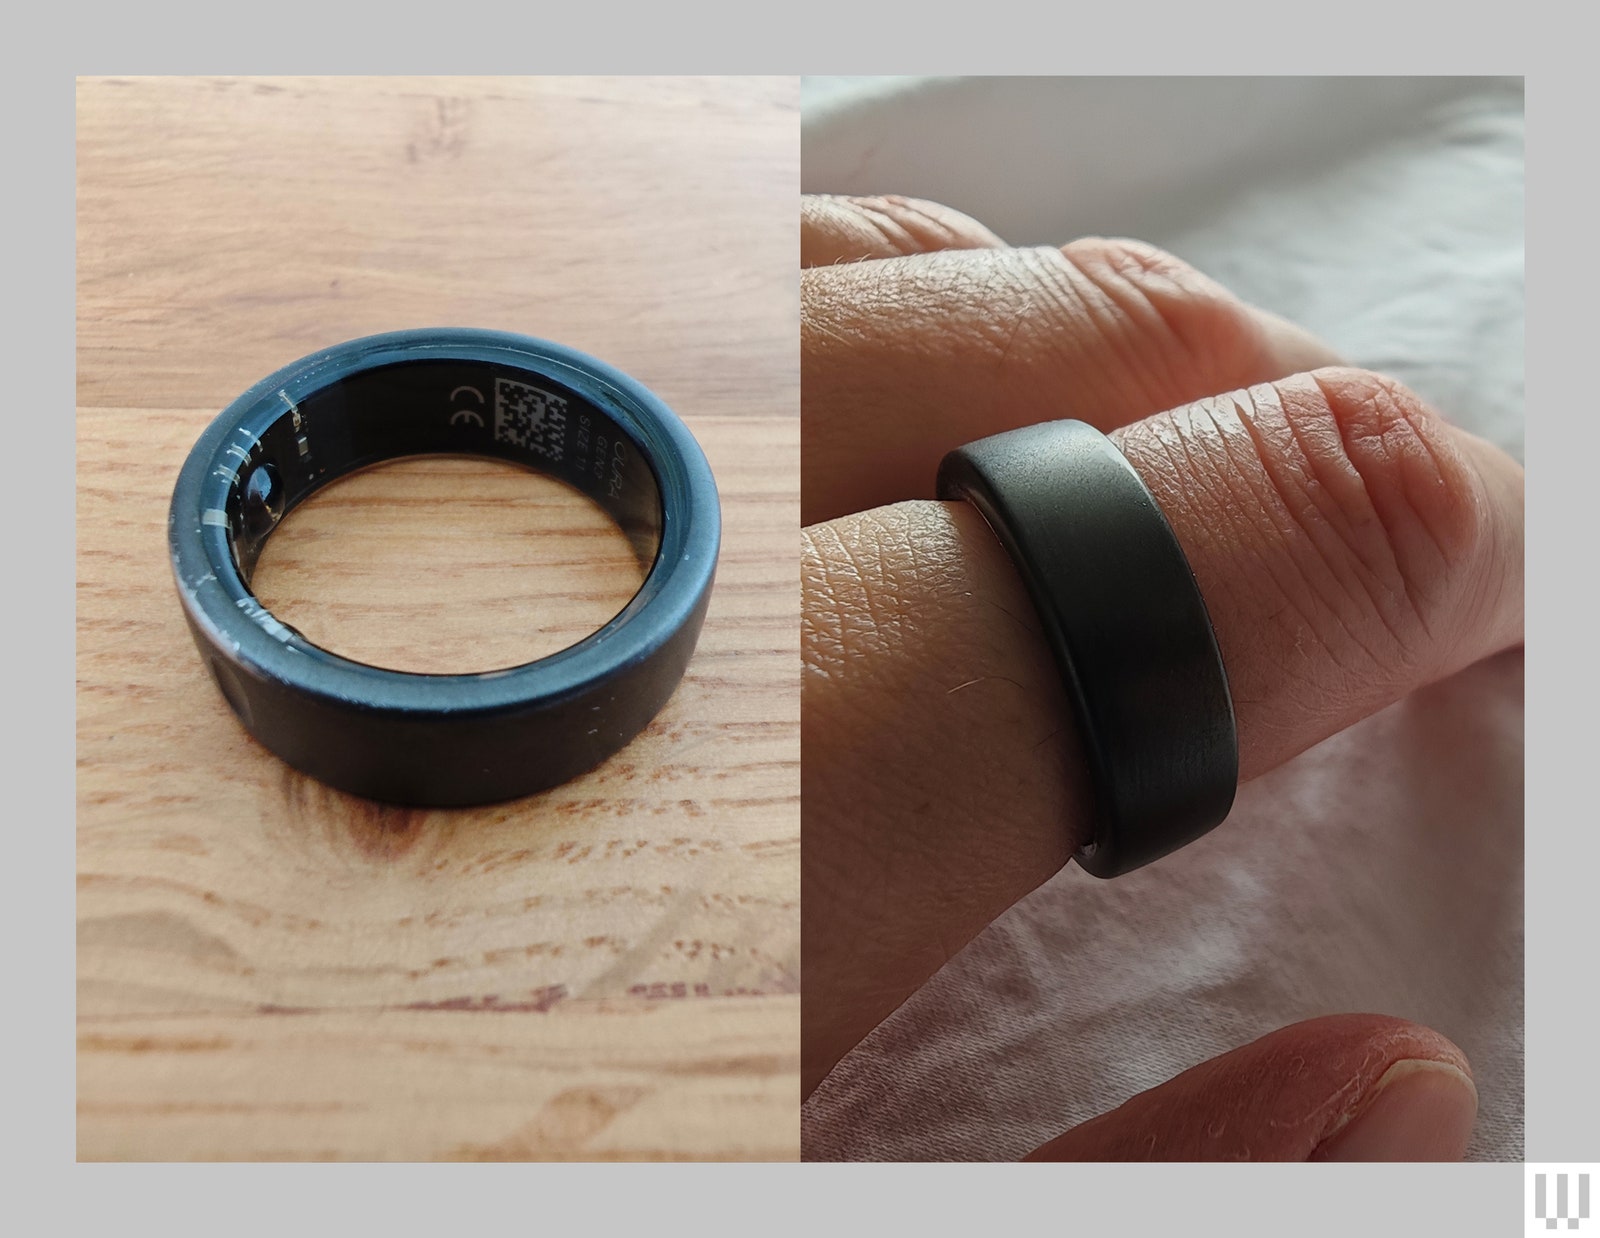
[1058, 236, 1265, 393]
[1302, 367, 1488, 578]
[1271, 367, 1491, 663]
[840, 194, 997, 256]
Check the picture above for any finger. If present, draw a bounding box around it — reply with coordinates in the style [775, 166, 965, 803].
[1024, 1014, 1477, 1161]
[800, 194, 1005, 268]
[802, 368, 1523, 1094]
[802, 239, 1339, 524]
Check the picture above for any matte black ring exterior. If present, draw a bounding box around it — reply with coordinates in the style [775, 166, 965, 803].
[169, 328, 720, 806]
[937, 420, 1236, 877]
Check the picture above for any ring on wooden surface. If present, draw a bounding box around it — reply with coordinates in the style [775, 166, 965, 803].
[168, 328, 720, 805]
[937, 420, 1237, 878]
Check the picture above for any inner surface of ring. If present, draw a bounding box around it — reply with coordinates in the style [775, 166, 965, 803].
[219, 359, 664, 590]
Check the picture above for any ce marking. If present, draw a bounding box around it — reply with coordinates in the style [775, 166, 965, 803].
[449, 385, 485, 427]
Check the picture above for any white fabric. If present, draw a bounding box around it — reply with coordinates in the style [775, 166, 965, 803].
[800, 76, 1524, 1162]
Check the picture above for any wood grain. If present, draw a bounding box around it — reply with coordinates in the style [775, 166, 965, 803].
[76, 75, 799, 1161]
[249, 458, 647, 674]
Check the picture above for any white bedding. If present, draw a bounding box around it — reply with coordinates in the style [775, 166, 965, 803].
[800, 75, 1525, 1162]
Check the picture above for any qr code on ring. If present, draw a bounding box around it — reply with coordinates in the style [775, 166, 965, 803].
[494, 377, 568, 462]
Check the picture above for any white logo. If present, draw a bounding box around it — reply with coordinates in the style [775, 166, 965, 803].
[450, 384, 486, 427]
[1530, 1166, 1596, 1234]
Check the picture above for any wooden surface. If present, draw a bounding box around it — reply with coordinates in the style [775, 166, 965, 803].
[76, 76, 799, 1160]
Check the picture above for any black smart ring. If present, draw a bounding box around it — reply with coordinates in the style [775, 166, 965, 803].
[168, 328, 720, 806]
[937, 420, 1237, 878]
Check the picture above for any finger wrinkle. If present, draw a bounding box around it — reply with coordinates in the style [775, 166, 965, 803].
[847, 195, 967, 255]
[1041, 246, 1166, 414]
[1146, 395, 1377, 686]
[1303, 369, 1487, 654]
[1234, 384, 1408, 679]
[1199, 386, 1410, 683]
[1063, 237, 1261, 412]
[1255, 378, 1423, 650]
[1062, 241, 1192, 405]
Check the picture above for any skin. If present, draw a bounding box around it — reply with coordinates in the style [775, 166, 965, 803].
[800, 195, 1524, 1159]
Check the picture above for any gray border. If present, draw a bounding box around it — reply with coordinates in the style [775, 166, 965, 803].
[24, 23, 1585, 1238]
[1521, 65, 1592, 1164]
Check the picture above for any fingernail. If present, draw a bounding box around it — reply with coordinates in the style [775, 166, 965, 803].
[1314, 1059, 1478, 1161]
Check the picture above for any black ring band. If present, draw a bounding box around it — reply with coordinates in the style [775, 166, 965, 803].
[169, 328, 720, 806]
[937, 420, 1237, 878]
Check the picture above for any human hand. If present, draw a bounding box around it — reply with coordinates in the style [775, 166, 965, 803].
[800, 195, 1524, 1159]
